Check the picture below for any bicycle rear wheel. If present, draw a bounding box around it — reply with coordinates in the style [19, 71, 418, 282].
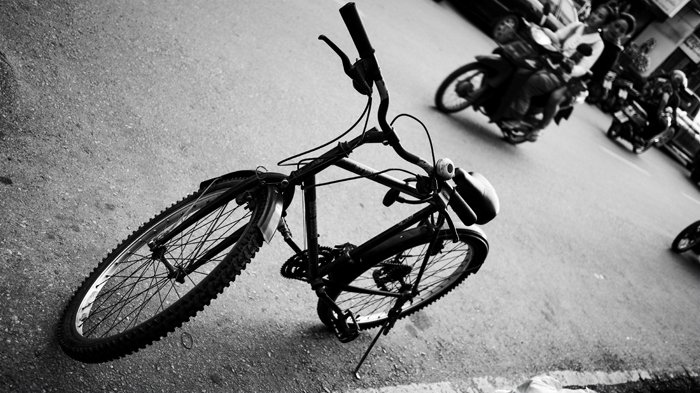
[317, 226, 488, 329]
[58, 177, 269, 362]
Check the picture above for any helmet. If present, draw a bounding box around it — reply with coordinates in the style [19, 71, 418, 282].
[671, 70, 688, 89]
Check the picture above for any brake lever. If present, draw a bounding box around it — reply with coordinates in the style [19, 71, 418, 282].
[319, 35, 353, 76]
[318, 35, 372, 96]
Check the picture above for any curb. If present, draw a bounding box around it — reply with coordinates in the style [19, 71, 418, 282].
[343, 367, 700, 393]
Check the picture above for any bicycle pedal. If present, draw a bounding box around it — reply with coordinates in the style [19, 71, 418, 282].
[332, 310, 360, 343]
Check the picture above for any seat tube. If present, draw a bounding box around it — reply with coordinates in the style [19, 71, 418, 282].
[303, 176, 321, 286]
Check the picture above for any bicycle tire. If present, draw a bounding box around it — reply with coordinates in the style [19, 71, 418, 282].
[317, 226, 488, 330]
[58, 177, 270, 363]
[671, 220, 700, 253]
[434, 63, 487, 113]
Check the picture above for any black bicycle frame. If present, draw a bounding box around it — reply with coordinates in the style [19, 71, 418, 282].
[285, 127, 445, 296]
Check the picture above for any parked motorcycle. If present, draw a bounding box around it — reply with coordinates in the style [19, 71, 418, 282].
[671, 220, 700, 254]
[434, 21, 591, 144]
[606, 91, 672, 154]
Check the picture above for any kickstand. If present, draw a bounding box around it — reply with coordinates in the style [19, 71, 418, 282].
[353, 321, 388, 379]
[353, 292, 408, 379]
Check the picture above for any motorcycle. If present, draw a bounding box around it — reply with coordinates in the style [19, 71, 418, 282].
[606, 91, 672, 154]
[600, 73, 634, 113]
[434, 21, 591, 144]
[586, 69, 616, 106]
[671, 220, 700, 254]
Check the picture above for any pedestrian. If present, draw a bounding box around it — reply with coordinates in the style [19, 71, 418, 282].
[587, 13, 637, 102]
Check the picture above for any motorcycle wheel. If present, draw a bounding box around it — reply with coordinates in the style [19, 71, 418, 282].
[632, 141, 650, 154]
[606, 122, 621, 139]
[690, 166, 700, 184]
[434, 63, 488, 113]
[671, 220, 700, 253]
[502, 128, 529, 144]
[654, 128, 675, 147]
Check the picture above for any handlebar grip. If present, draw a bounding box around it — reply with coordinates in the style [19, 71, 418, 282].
[339, 3, 375, 60]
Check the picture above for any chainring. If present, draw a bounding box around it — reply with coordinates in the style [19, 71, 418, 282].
[280, 246, 334, 281]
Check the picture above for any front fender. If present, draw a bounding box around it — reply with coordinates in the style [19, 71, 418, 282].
[258, 186, 285, 243]
[199, 169, 293, 244]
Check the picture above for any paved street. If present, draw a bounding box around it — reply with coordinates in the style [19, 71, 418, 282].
[0, 1, 699, 392]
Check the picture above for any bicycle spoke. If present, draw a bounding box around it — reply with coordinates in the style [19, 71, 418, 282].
[332, 236, 476, 324]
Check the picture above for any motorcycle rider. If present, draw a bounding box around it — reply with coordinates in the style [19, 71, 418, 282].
[494, 4, 615, 140]
[638, 69, 687, 142]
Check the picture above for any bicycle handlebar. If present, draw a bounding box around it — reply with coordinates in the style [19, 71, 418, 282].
[339, 3, 375, 62]
[337, 3, 435, 175]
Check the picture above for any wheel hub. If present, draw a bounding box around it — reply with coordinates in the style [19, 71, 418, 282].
[455, 80, 474, 98]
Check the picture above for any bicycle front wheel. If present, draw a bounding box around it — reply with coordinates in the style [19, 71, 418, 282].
[58, 177, 270, 363]
[317, 226, 488, 330]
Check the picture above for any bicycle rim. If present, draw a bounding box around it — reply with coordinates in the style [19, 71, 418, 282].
[330, 228, 488, 328]
[60, 180, 267, 361]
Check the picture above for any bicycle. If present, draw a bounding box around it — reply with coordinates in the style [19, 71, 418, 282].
[57, 2, 500, 375]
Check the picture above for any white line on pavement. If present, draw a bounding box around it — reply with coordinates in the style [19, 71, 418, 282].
[599, 145, 651, 177]
[682, 192, 700, 205]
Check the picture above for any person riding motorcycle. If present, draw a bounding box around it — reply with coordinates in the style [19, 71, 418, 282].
[637, 69, 687, 142]
[493, 4, 616, 140]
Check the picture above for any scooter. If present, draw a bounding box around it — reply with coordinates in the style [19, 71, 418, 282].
[606, 93, 672, 154]
[434, 21, 591, 144]
[601, 74, 634, 113]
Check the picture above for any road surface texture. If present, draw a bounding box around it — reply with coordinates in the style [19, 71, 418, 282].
[1, 1, 699, 392]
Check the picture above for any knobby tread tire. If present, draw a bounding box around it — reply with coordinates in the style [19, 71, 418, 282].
[317, 227, 488, 330]
[58, 178, 266, 363]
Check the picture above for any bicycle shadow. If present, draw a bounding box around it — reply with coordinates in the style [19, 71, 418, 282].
[40, 314, 386, 390]
[170, 317, 394, 387]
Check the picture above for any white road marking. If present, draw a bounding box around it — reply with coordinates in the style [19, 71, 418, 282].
[682, 192, 700, 205]
[599, 145, 651, 177]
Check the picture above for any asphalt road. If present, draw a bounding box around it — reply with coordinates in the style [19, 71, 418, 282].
[0, 1, 699, 392]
